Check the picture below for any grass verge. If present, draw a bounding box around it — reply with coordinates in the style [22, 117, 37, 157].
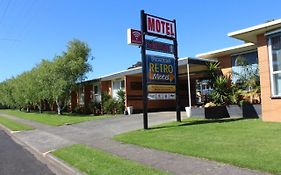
[0, 116, 33, 131]
[114, 118, 281, 174]
[0, 109, 110, 126]
[53, 144, 168, 175]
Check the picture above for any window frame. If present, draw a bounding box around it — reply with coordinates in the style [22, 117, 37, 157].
[78, 86, 85, 105]
[230, 50, 258, 85]
[268, 33, 281, 98]
[111, 78, 125, 99]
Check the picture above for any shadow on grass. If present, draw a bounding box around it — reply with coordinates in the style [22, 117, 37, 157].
[148, 118, 247, 131]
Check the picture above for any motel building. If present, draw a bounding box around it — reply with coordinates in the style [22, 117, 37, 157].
[71, 57, 213, 114]
[71, 19, 281, 122]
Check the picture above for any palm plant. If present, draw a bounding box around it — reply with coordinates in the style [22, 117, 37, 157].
[209, 75, 238, 106]
[206, 62, 220, 87]
[206, 62, 238, 106]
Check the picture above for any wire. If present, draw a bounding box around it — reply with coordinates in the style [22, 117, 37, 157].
[0, 0, 12, 25]
[0, 38, 20, 42]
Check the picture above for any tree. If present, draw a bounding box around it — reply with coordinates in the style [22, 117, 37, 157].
[0, 39, 92, 114]
[0, 79, 16, 108]
[49, 39, 92, 114]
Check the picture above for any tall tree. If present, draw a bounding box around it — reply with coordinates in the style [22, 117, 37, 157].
[0, 39, 92, 114]
[50, 39, 92, 114]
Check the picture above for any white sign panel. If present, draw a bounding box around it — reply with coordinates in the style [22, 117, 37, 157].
[148, 93, 176, 100]
[146, 15, 175, 39]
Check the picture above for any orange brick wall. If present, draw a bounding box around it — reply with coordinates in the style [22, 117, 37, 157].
[257, 34, 281, 122]
[70, 90, 78, 111]
[101, 81, 112, 95]
[217, 55, 232, 77]
[125, 75, 142, 108]
[84, 84, 93, 107]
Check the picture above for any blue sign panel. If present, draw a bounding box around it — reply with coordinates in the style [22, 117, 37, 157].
[146, 55, 176, 84]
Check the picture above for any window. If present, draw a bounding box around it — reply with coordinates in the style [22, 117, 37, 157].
[112, 79, 125, 99]
[93, 85, 101, 102]
[121, 80, 125, 89]
[268, 34, 281, 97]
[231, 51, 258, 84]
[78, 87, 84, 105]
[94, 85, 98, 94]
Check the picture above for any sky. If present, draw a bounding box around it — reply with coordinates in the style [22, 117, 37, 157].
[0, 0, 281, 82]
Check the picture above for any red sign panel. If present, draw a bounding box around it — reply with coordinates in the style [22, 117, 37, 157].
[146, 40, 174, 54]
[127, 29, 143, 46]
[146, 15, 175, 39]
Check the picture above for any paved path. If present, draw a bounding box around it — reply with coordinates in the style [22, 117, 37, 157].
[0, 111, 271, 175]
[0, 129, 55, 175]
[0, 112, 53, 130]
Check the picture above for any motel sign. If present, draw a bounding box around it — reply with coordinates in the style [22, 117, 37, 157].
[128, 10, 180, 129]
[146, 15, 176, 39]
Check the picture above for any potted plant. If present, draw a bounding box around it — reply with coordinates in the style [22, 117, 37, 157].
[204, 62, 237, 119]
[239, 100, 259, 118]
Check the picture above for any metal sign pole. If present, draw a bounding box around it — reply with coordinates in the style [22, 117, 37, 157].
[173, 19, 181, 122]
[141, 10, 148, 129]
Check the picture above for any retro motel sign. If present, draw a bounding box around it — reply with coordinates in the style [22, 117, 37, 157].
[128, 10, 180, 129]
[140, 10, 180, 129]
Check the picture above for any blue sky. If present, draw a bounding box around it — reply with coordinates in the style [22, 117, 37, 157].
[0, 0, 280, 82]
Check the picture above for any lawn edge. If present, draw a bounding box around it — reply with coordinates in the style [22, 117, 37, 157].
[0, 110, 112, 126]
[53, 144, 170, 175]
[0, 116, 34, 131]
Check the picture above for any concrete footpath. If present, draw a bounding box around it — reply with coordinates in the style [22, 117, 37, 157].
[0, 111, 271, 175]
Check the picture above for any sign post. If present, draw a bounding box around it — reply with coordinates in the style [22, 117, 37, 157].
[140, 10, 148, 129]
[129, 10, 181, 129]
[173, 19, 181, 122]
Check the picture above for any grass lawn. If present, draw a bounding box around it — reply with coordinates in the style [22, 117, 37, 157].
[114, 118, 281, 175]
[0, 116, 33, 131]
[0, 109, 110, 126]
[53, 144, 168, 175]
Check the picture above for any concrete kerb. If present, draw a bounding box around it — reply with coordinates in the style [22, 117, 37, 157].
[0, 125, 84, 175]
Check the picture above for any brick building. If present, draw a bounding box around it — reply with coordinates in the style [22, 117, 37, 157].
[71, 57, 213, 113]
[72, 19, 281, 122]
[197, 19, 281, 122]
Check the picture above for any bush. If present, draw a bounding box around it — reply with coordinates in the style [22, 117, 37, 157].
[116, 90, 125, 114]
[73, 106, 83, 113]
[101, 90, 125, 115]
[87, 101, 101, 115]
[103, 98, 118, 114]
